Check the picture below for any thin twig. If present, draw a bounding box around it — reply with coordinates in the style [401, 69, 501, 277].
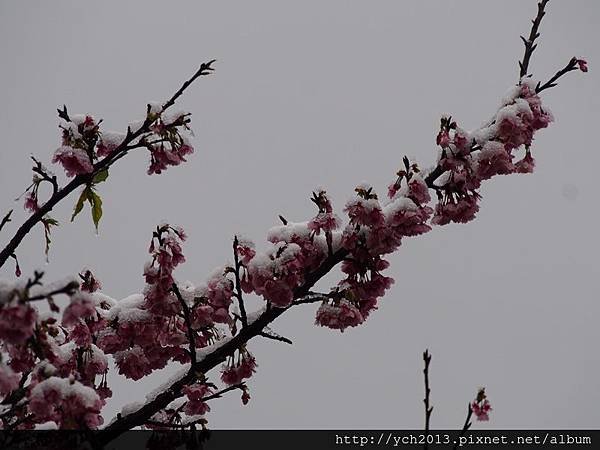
[536, 57, 580, 93]
[26, 281, 79, 302]
[161, 60, 215, 112]
[202, 383, 245, 402]
[0, 210, 13, 233]
[519, 0, 550, 79]
[452, 404, 474, 450]
[172, 282, 197, 366]
[423, 349, 433, 445]
[259, 331, 293, 345]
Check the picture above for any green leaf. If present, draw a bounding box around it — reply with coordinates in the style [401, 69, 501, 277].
[93, 169, 109, 184]
[71, 187, 90, 222]
[87, 190, 103, 231]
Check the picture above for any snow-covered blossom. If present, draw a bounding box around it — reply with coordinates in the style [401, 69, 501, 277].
[315, 299, 364, 332]
[62, 292, 96, 327]
[0, 302, 37, 344]
[28, 376, 103, 428]
[52, 146, 94, 177]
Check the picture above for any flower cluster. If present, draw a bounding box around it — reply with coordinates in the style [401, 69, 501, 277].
[51, 106, 196, 179]
[315, 298, 364, 332]
[28, 376, 103, 428]
[182, 383, 212, 416]
[221, 348, 257, 385]
[145, 110, 195, 175]
[52, 115, 99, 177]
[471, 388, 492, 421]
[431, 80, 553, 225]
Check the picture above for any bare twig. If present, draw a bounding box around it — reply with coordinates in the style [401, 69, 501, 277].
[161, 60, 215, 112]
[26, 280, 79, 302]
[259, 331, 293, 345]
[202, 383, 245, 402]
[0, 210, 13, 233]
[423, 349, 433, 446]
[519, 0, 550, 79]
[452, 403, 474, 450]
[536, 57, 580, 93]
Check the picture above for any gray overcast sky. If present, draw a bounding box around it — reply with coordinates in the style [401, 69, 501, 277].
[1, 0, 599, 429]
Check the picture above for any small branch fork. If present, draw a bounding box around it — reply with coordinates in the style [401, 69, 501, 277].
[423, 349, 433, 449]
[0, 60, 215, 270]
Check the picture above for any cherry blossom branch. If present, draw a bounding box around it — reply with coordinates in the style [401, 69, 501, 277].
[519, 0, 550, 79]
[423, 349, 433, 438]
[172, 282, 197, 366]
[99, 248, 347, 444]
[0, 60, 215, 270]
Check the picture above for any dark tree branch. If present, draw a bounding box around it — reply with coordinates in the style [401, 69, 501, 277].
[536, 57, 580, 93]
[423, 349, 433, 444]
[452, 403, 474, 450]
[161, 60, 215, 112]
[519, 0, 550, 79]
[0, 210, 13, 233]
[25, 280, 79, 302]
[259, 331, 293, 345]
[202, 383, 245, 402]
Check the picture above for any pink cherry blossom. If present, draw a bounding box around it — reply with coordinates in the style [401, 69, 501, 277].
[576, 58, 588, 72]
[515, 151, 536, 173]
[315, 299, 364, 332]
[472, 399, 492, 421]
[62, 293, 96, 327]
[24, 192, 39, 213]
[0, 303, 37, 344]
[183, 384, 212, 416]
[52, 146, 94, 177]
[221, 351, 257, 385]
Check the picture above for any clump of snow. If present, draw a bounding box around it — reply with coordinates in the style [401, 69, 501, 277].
[107, 294, 151, 323]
